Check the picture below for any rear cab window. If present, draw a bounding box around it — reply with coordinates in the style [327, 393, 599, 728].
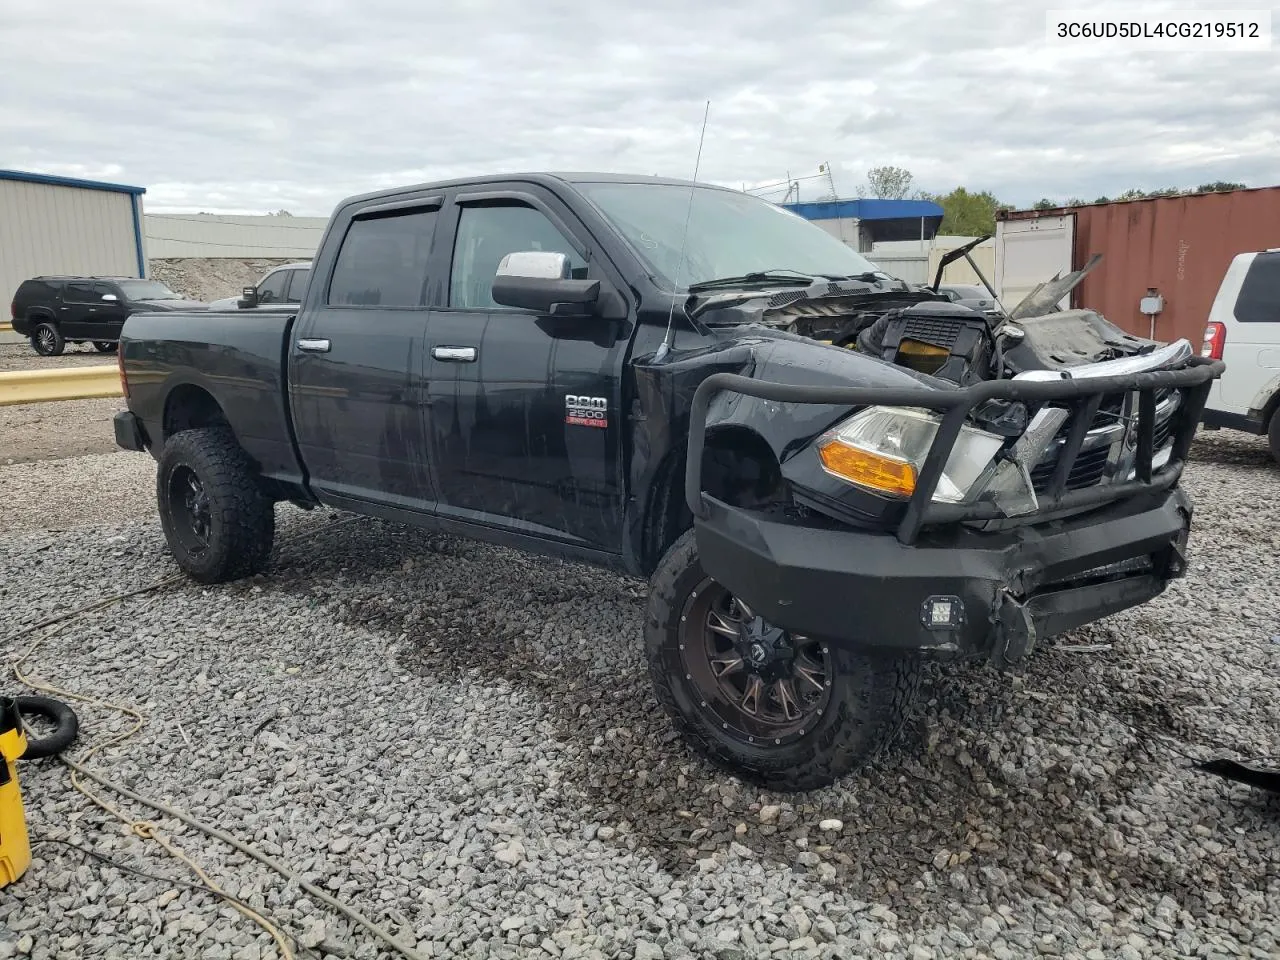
[1235, 252, 1280, 323]
[328, 209, 438, 307]
[284, 270, 308, 303]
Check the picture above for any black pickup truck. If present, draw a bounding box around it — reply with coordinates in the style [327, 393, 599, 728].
[115, 173, 1222, 790]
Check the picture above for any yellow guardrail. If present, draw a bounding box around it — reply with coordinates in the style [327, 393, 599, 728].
[0, 365, 122, 406]
[0, 322, 12, 333]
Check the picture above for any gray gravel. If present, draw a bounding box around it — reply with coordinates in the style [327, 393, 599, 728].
[0, 430, 1277, 959]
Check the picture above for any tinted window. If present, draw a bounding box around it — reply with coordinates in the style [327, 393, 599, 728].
[328, 209, 437, 307]
[449, 204, 585, 309]
[1235, 252, 1280, 323]
[19, 280, 59, 303]
[64, 281, 97, 303]
[284, 269, 309, 304]
[257, 270, 288, 304]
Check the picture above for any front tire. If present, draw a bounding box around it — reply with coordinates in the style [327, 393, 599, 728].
[645, 529, 920, 791]
[93, 341, 118, 353]
[1268, 410, 1280, 464]
[157, 427, 275, 583]
[31, 322, 64, 356]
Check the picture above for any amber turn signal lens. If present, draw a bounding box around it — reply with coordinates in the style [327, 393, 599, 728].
[817, 441, 917, 497]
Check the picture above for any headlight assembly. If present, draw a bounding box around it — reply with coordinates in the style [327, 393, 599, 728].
[815, 406, 1008, 504]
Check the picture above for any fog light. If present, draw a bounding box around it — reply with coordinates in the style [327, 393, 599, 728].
[921, 595, 964, 629]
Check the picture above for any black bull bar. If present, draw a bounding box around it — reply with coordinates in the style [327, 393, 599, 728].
[685, 357, 1224, 545]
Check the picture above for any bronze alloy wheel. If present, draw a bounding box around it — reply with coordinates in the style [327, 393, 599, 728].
[678, 577, 833, 746]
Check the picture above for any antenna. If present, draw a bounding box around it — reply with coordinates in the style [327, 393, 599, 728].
[652, 100, 711, 364]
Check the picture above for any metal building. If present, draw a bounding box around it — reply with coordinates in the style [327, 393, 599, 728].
[145, 214, 328, 259]
[782, 198, 945, 252]
[0, 169, 147, 300]
[997, 187, 1280, 347]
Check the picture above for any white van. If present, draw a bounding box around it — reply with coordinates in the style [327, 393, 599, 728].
[1201, 249, 1280, 461]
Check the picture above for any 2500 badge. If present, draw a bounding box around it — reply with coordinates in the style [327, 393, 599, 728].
[565, 395, 608, 428]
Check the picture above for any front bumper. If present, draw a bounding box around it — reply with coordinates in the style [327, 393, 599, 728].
[694, 488, 1192, 665]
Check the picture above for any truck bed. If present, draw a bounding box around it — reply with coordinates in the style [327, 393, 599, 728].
[120, 309, 305, 487]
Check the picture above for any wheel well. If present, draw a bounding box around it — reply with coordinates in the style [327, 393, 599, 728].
[163, 384, 228, 441]
[1262, 389, 1280, 428]
[27, 308, 55, 323]
[642, 426, 785, 575]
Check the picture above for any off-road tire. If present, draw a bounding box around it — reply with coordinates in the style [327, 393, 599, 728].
[31, 322, 64, 356]
[157, 427, 275, 583]
[1268, 409, 1280, 464]
[93, 341, 118, 353]
[645, 528, 920, 791]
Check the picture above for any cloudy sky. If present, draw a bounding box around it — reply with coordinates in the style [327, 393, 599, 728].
[2, 0, 1276, 214]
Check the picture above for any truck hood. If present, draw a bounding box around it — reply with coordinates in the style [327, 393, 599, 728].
[647, 322, 947, 464]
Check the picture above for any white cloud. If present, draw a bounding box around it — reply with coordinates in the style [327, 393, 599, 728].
[1, 0, 1275, 213]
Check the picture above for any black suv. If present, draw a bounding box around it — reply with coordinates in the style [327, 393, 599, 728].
[10, 276, 206, 355]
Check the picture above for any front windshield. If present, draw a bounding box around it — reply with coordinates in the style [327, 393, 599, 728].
[576, 181, 884, 290]
[118, 280, 181, 300]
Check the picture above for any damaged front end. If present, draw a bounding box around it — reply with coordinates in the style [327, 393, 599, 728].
[682, 347, 1223, 665]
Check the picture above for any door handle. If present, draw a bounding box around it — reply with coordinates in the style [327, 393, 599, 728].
[431, 346, 477, 362]
[296, 338, 331, 353]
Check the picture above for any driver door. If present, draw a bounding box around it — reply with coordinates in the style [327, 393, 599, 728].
[424, 187, 631, 552]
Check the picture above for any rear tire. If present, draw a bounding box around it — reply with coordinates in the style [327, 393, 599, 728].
[31, 322, 64, 356]
[157, 427, 275, 583]
[1268, 409, 1280, 464]
[645, 529, 920, 791]
[93, 341, 118, 353]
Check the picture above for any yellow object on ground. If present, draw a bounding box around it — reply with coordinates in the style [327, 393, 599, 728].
[0, 698, 31, 887]
[0, 365, 123, 406]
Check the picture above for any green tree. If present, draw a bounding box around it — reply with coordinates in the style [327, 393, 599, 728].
[1093, 196, 1110, 204]
[1065, 197, 1086, 206]
[864, 165, 914, 199]
[922, 187, 1004, 236]
[1195, 181, 1247, 193]
[1033, 198, 1056, 210]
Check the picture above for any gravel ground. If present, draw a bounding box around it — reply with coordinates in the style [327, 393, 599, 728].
[150, 258, 298, 303]
[0, 431, 1276, 960]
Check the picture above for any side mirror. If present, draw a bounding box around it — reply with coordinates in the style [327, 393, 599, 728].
[492, 251, 599, 315]
[237, 286, 259, 309]
[101, 294, 118, 302]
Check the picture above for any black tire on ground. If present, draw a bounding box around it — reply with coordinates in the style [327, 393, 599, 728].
[156, 427, 275, 583]
[15, 695, 79, 760]
[645, 529, 920, 791]
[1266, 409, 1280, 464]
[30, 322, 64, 356]
[93, 341, 118, 353]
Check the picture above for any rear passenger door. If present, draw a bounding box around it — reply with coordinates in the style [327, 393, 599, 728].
[288, 199, 441, 511]
[423, 186, 631, 553]
[59, 281, 100, 338]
